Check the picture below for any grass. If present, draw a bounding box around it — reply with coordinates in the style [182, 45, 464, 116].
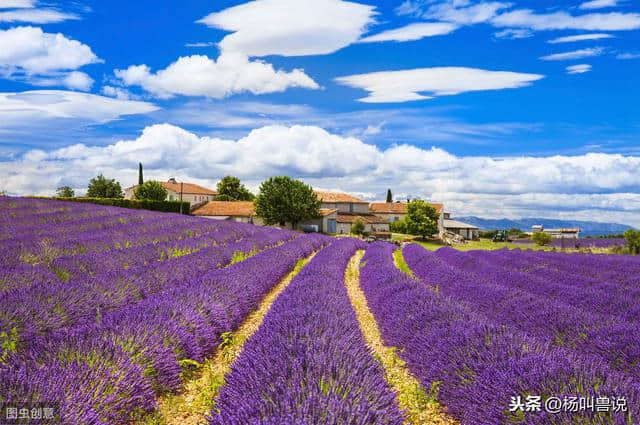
[392, 233, 553, 252]
[344, 251, 457, 425]
[393, 249, 414, 278]
[139, 253, 315, 425]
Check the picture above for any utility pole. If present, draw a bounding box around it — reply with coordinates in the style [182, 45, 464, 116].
[180, 182, 183, 214]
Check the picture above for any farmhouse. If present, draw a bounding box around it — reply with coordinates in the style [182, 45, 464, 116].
[315, 191, 389, 234]
[124, 178, 217, 205]
[369, 201, 444, 236]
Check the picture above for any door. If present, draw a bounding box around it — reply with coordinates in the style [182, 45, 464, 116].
[327, 219, 337, 234]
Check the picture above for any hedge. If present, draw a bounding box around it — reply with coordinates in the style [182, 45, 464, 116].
[45, 197, 191, 214]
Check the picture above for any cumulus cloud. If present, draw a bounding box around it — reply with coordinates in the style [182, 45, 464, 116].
[548, 33, 614, 43]
[2, 123, 639, 225]
[491, 9, 640, 31]
[566, 64, 593, 74]
[334, 67, 543, 103]
[359, 22, 459, 42]
[0, 26, 100, 90]
[579, 0, 619, 10]
[114, 53, 318, 99]
[0, 90, 158, 129]
[540, 47, 604, 61]
[197, 0, 376, 57]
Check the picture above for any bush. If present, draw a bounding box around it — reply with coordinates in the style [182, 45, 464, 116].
[134, 181, 168, 201]
[351, 218, 365, 236]
[624, 229, 640, 255]
[390, 219, 407, 234]
[49, 197, 190, 214]
[532, 232, 552, 246]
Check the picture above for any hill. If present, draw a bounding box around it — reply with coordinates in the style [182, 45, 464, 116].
[453, 216, 633, 237]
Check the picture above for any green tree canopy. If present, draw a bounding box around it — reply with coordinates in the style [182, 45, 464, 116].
[134, 181, 168, 201]
[404, 200, 439, 239]
[624, 229, 640, 255]
[56, 186, 74, 197]
[216, 175, 254, 201]
[386, 189, 392, 203]
[254, 176, 320, 229]
[351, 218, 365, 235]
[532, 231, 552, 246]
[86, 174, 123, 198]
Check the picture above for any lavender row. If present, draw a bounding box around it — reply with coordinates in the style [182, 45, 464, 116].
[486, 247, 640, 289]
[0, 233, 329, 425]
[209, 238, 403, 425]
[360, 242, 638, 425]
[476, 248, 640, 321]
[404, 245, 640, 383]
[0, 230, 294, 346]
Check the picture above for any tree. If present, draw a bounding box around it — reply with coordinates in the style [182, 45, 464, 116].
[86, 174, 123, 198]
[390, 218, 407, 234]
[532, 231, 552, 246]
[138, 163, 144, 186]
[255, 176, 320, 229]
[134, 181, 168, 201]
[351, 218, 365, 235]
[216, 175, 254, 201]
[56, 186, 74, 197]
[386, 189, 393, 203]
[624, 229, 640, 255]
[404, 200, 439, 240]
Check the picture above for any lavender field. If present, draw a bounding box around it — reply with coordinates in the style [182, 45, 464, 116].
[0, 198, 637, 425]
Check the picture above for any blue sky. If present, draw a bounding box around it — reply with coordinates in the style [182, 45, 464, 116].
[1, 0, 639, 225]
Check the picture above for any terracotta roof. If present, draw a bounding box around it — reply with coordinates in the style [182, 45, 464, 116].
[192, 201, 254, 217]
[319, 208, 337, 217]
[336, 213, 389, 224]
[369, 202, 443, 214]
[161, 181, 217, 196]
[315, 191, 367, 204]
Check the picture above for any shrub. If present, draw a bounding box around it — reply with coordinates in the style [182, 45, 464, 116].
[134, 181, 168, 201]
[351, 218, 365, 236]
[390, 218, 407, 234]
[532, 232, 552, 246]
[48, 197, 190, 214]
[624, 229, 640, 255]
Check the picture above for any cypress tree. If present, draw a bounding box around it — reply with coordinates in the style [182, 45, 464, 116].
[138, 163, 144, 185]
[386, 188, 392, 203]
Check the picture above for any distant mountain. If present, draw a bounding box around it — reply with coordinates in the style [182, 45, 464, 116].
[452, 216, 634, 237]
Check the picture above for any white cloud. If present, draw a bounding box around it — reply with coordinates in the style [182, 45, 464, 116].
[359, 22, 459, 42]
[334, 67, 543, 103]
[101, 85, 138, 100]
[2, 123, 639, 226]
[197, 0, 376, 57]
[0, 90, 158, 128]
[0, 26, 100, 90]
[616, 52, 640, 59]
[548, 33, 614, 43]
[114, 53, 318, 99]
[493, 28, 533, 39]
[566, 64, 592, 74]
[492, 9, 640, 31]
[0, 8, 77, 23]
[540, 47, 604, 61]
[579, 0, 619, 10]
[418, 1, 512, 25]
[0, 0, 35, 8]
